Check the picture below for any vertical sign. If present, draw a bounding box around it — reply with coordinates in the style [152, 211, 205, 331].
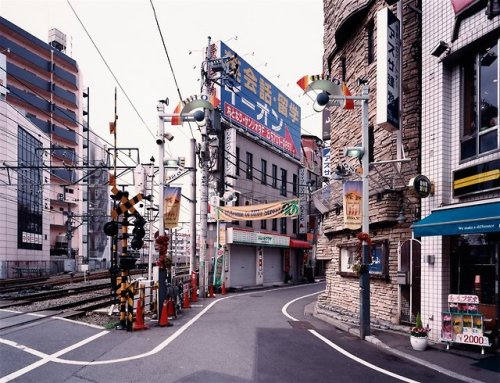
[224, 127, 237, 191]
[0, 53, 7, 98]
[163, 186, 181, 229]
[376, 7, 400, 132]
[298, 168, 307, 234]
[343, 181, 362, 230]
[322, 147, 331, 180]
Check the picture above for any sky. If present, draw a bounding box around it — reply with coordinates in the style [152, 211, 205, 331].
[2, 0, 324, 221]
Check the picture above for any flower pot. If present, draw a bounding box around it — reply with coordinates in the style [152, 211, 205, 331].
[410, 335, 428, 351]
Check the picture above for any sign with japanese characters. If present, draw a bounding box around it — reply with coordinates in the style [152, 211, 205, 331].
[376, 7, 400, 132]
[322, 147, 331, 179]
[215, 42, 301, 160]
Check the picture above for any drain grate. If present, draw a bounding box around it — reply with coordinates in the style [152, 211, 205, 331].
[288, 320, 314, 330]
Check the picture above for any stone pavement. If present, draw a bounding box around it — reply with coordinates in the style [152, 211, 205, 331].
[309, 304, 500, 383]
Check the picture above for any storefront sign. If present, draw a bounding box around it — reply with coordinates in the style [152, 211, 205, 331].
[453, 158, 500, 197]
[410, 175, 432, 198]
[227, 228, 290, 247]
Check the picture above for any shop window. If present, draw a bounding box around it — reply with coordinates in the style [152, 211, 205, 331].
[339, 240, 388, 278]
[461, 40, 498, 161]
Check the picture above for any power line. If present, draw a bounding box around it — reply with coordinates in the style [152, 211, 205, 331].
[66, 0, 156, 141]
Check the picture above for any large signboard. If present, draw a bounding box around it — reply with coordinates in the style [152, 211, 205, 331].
[214, 42, 301, 160]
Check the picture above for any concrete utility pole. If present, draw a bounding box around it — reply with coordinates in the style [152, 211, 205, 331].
[198, 36, 212, 299]
[190, 138, 197, 274]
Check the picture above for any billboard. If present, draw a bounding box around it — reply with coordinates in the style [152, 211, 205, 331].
[214, 41, 301, 160]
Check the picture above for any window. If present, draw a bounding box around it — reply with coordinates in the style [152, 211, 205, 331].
[280, 217, 287, 234]
[18, 127, 43, 250]
[292, 174, 298, 196]
[272, 218, 278, 231]
[272, 164, 278, 188]
[461, 40, 498, 161]
[261, 159, 267, 184]
[261, 219, 267, 230]
[245, 201, 252, 227]
[236, 147, 240, 176]
[280, 168, 287, 196]
[293, 218, 298, 234]
[246, 152, 253, 180]
[339, 240, 388, 278]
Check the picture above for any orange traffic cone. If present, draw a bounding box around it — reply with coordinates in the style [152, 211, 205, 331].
[209, 284, 215, 298]
[221, 282, 226, 295]
[159, 300, 171, 327]
[167, 298, 176, 318]
[133, 297, 148, 331]
[182, 290, 191, 309]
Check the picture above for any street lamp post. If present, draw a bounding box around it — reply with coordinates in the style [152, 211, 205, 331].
[300, 76, 371, 339]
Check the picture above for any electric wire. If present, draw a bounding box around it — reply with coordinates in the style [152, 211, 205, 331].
[66, 0, 156, 141]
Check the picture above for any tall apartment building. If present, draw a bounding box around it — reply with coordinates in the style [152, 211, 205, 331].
[0, 17, 84, 276]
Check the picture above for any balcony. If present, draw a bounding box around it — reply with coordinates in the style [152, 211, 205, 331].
[51, 168, 75, 183]
[53, 66, 77, 88]
[53, 83, 77, 107]
[52, 123, 77, 145]
[0, 36, 50, 72]
[8, 85, 49, 112]
[53, 104, 77, 126]
[7, 62, 49, 92]
[52, 145, 76, 164]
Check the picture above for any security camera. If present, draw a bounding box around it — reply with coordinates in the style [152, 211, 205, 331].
[156, 135, 164, 145]
[164, 132, 174, 142]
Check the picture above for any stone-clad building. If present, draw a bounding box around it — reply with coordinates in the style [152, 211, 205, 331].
[315, 0, 423, 327]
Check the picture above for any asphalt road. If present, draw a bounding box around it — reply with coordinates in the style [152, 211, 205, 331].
[0, 282, 470, 382]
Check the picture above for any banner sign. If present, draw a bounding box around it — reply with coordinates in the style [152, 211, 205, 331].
[214, 41, 301, 160]
[343, 181, 362, 230]
[216, 199, 299, 221]
[163, 186, 181, 228]
[227, 228, 290, 247]
[376, 7, 400, 132]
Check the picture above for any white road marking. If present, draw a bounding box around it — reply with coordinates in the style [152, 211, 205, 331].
[281, 291, 420, 383]
[0, 330, 108, 383]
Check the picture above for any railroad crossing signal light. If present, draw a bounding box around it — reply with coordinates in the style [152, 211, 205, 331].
[131, 214, 146, 250]
[104, 221, 118, 236]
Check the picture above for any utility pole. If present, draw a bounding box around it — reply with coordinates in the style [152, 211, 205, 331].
[198, 36, 211, 299]
[190, 138, 197, 274]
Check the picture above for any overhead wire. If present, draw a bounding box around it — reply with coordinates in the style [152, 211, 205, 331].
[66, 0, 156, 141]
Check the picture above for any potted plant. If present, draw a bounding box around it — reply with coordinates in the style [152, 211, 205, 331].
[410, 312, 430, 351]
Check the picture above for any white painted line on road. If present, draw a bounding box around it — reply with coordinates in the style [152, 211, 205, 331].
[281, 292, 420, 383]
[0, 330, 108, 383]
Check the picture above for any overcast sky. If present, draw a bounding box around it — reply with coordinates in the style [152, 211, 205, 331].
[2, 0, 324, 220]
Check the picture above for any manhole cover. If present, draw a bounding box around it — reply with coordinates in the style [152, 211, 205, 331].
[288, 320, 314, 330]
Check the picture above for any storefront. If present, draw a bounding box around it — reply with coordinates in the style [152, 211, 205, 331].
[224, 228, 313, 288]
[413, 200, 500, 344]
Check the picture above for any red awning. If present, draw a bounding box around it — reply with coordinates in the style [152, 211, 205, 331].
[289, 239, 312, 249]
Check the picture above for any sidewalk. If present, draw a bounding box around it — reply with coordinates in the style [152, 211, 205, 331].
[308, 304, 500, 383]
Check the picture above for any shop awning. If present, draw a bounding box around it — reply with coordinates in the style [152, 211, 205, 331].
[289, 239, 313, 249]
[412, 201, 500, 237]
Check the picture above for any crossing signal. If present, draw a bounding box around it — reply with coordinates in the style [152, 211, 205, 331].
[104, 221, 118, 236]
[131, 214, 146, 250]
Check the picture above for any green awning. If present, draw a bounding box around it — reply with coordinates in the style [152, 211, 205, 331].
[412, 202, 500, 237]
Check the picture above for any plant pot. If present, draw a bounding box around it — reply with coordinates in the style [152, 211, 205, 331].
[410, 335, 428, 351]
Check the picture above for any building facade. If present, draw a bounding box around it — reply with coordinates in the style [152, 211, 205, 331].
[316, 0, 422, 327]
[416, 1, 500, 344]
[0, 17, 85, 276]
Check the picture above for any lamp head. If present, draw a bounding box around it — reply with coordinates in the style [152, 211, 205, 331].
[313, 91, 330, 112]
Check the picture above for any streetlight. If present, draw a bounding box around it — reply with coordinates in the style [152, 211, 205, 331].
[298, 75, 371, 339]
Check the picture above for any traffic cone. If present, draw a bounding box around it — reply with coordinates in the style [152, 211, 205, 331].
[182, 290, 190, 309]
[159, 300, 171, 327]
[133, 297, 148, 331]
[221, 282, 226, 295]
[167, 298, 176, 318]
